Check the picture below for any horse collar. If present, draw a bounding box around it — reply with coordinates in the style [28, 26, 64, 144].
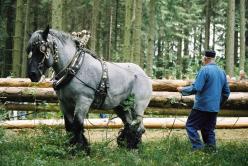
[52, 49, 85, 90]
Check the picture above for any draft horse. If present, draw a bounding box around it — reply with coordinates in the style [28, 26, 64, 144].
[27, 26, 152, 154]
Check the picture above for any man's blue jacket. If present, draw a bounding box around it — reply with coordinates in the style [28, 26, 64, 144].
[181, 63, 230, 112]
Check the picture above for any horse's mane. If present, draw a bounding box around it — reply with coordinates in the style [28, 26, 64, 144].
[49, 29, 74, 44]
[27, 29, 76, 52]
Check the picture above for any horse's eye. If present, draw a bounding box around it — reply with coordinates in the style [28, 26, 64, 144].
[28, 52, 32, 59]
[40, 45, 46, 53]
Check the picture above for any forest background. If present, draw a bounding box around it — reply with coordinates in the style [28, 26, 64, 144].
[0, 0, 247, 80]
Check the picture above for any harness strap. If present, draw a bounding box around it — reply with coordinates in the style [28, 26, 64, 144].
[91, 60, 109, 108]
[52, 49, 85, 90]
[52, 47, 109, 109]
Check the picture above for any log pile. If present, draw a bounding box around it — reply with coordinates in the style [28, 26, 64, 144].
[0, 78, 247, 119]
[1, 78, 248, 92]
[1, 102, 248, 117]
[0, 88, 248, 110]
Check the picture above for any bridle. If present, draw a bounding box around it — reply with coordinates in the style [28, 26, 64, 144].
[30, 38, 59, 75]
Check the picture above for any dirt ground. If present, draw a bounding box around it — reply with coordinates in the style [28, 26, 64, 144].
[4, 128, 248, 144]
[85, 128, 248, 143]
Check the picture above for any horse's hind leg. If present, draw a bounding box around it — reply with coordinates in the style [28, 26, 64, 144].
[114, 106, 133, 148]
[114, 102, 146, 149]
[127, 99, 148, 149]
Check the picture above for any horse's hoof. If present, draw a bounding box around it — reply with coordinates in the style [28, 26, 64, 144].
[69, 137, 77, 145]
[117, 128, 128, 148]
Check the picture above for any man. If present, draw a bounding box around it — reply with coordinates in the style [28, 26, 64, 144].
[177, 50, 230, 151]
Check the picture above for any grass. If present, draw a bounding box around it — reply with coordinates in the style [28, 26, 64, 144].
[0, 127, 248, 166]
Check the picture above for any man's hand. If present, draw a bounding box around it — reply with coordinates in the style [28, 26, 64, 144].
[177, 87, 183, 92]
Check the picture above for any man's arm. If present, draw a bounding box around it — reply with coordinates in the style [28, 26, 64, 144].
[177, 68, 206, 96]
[220, 75, 231, 107]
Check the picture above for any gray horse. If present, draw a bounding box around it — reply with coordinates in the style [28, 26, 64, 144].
[27, 26, 152, 154]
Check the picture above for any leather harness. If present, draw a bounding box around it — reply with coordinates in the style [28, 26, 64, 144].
[52, 48, 109, 109]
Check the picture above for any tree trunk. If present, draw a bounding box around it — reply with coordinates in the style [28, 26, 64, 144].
[12, 0, 24, 77]
[114, 0, 119, 51]
[225, 0, 235, 77]
[204, 0, 211, 50]
[123, 0, 132, 62]
[4, 0, 15, 77]
[90, 0, 100, 52]
[176, 36, 182, 79]
[146, 0, 155, 77]
[234, 30, 239, 67]
[21, 0, 30, 77]
[156, 36, 163, 79]
[240, 0, 245, 70]
[108, 7, 113, 61]
[132, 0, 142, 66]
[212, 18, 216, 50]
[51, 0, 63, 30]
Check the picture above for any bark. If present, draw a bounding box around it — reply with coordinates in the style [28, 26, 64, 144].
[1, 102, 248, 117]
[2, 117, 248, 129]
[2, 78, 248, 92]
[1, 87, 248, 109]
[0, 87, 57, 102]
[5, 0, 15, 77]
[12, 0, 24, 77]
[204, 0, 211, 50]
[176, 36, 182, 79]
[51, 0, 63, 30]
[132, 0, 142, 66]
[150, 92, 248, 110]
[21, 0, 30, 77]
[146, 0, 155, 77]
[123, 0, 132, 62]
[90, 0, 100, 52]
[240, 0, 246, 70]
[225, 0, 235, 76]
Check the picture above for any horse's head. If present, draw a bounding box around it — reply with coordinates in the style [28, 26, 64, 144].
[27, 26, 58, 82]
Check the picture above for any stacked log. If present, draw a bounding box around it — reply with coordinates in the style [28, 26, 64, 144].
[1, 78, 248, 91]
[0, 78, 247, 120]
[1, 88, 247, 109]
[1, 102, 248, 117]
[1, 117, 248, 129]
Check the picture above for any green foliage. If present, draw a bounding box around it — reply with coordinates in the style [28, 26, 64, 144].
[0, 128, 248, 165]
[120, 94, 135, 112]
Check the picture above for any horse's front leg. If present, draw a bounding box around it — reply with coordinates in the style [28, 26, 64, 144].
[60, 101, 75, 133]
[71, 97, 92, 154]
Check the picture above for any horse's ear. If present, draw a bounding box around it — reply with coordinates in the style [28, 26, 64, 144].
[42, 25, 50, 41]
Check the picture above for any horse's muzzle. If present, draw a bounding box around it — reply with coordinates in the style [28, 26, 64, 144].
[28, 72, 41, 82]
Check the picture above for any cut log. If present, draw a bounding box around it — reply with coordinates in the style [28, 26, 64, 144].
[1, 117, 248, 129]
[1, 88, 248, 109]
[0, 87, 57, 102]
[1, 78, 248, 92]
[1, 102, 248, 117]
[150, 92, 248, 110]
[152, 79, 193, 91]
[0, 78, 52, 88]
[152, 79, 248, 92]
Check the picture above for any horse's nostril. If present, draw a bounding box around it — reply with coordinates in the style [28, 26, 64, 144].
[29, 72, 36, 77]
[28, 72, 39, 82]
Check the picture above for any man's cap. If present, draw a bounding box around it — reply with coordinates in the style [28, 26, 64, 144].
[204, 50, 216, 58]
